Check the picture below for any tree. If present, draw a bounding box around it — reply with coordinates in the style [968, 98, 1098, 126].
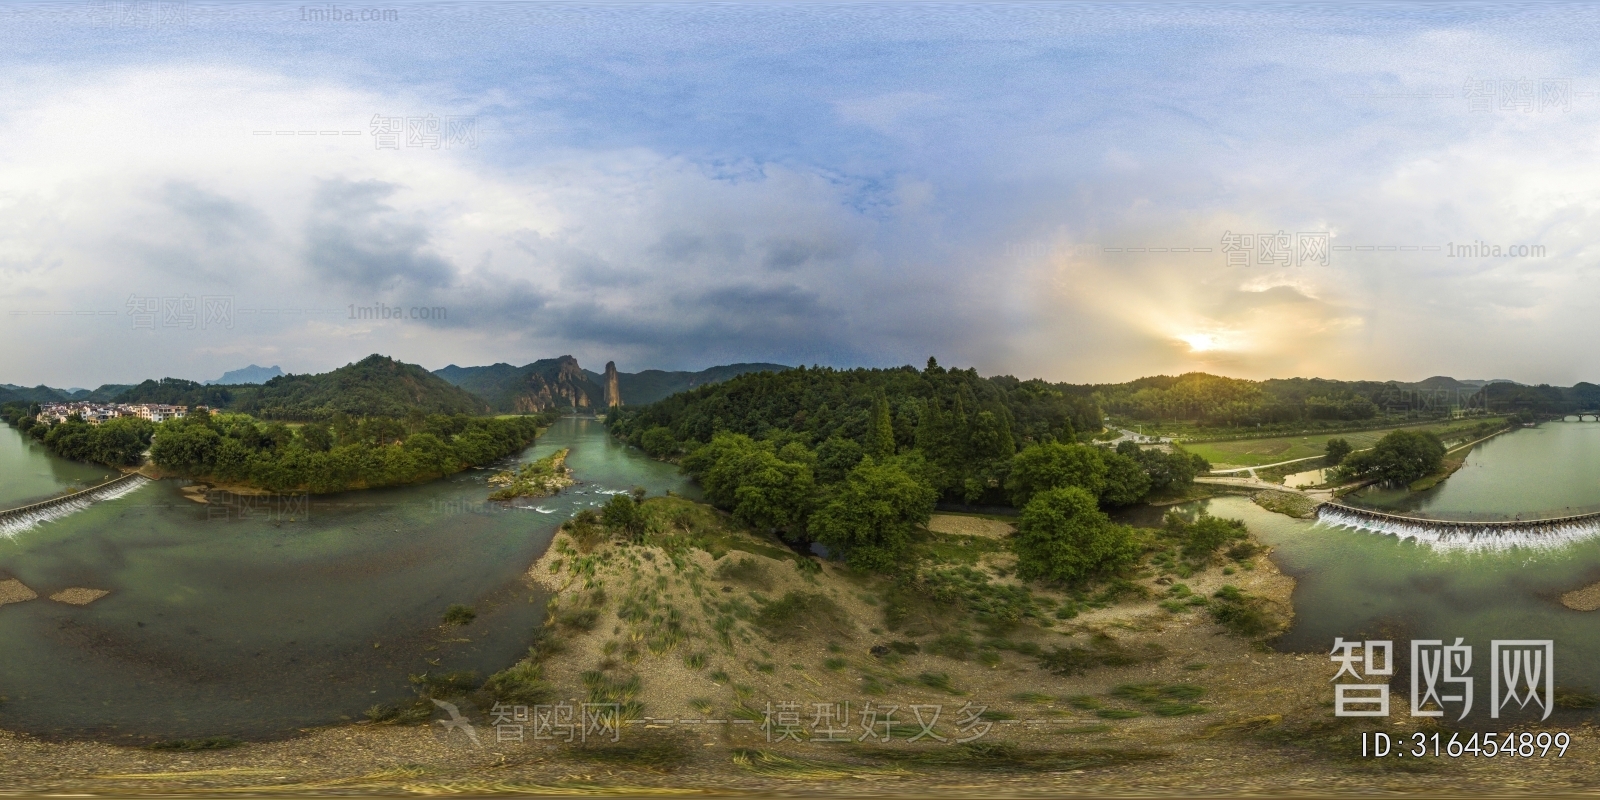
[638, 426, 677, 458]
[1115, 441, 1204, 493]
[1324, 438, 1352, 466]
[1337, 430, 1445, 485]
[1006, 442, 1108, 507]
[814, 436, 863, 484]
[1013, 487, 1139, 584]
[869, 391, 895, 460]
[300, 423, 333, 452]
[731, 450, 815, 535]
[681, 432, 765, 509]
[809, 459, 937, 572]
[150, 424, 222, 473]
[1098, 449, 1152, 506]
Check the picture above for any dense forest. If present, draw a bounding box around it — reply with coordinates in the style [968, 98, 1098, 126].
[149, 410, 559, 493]
[610, 358, 1103, 497]
[608, 359, 1207, 569]
[0, 403, 153, 468]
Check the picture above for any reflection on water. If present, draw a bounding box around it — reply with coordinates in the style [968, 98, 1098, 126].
[0, 425, 117, 509]
[1190, 495, 1600, 718]
[1354, 424, 1600, 517]
[1281, 467, 1326, 489]
[0, 417, 692, 742]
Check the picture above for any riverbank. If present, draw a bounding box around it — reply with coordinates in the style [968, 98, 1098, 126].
[6, 499, 1600, 795]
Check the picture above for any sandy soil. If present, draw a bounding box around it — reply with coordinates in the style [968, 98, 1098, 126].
[926, 514, 1015, 540]
[1561, 582, 1600, 611]
[48, 588, 110, 606]
[0, 579, 38, 606]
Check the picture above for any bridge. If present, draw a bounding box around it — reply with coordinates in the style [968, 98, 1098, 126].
[0, 473, 150, 536]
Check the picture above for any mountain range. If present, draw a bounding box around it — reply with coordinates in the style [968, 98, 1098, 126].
[432, 358, 790, 412]
[0, 365, 1550, 421]
[0, 356, 791, 419]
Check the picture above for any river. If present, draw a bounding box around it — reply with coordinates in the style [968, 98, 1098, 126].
[0, 423, 117, 509]
[1160, 422, 1600, 717]
[0, 417, 695, 743]
[5, 417, 1597, 740]
[1350, 422, 1600, 518]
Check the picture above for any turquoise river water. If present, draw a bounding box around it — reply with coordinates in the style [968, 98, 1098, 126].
[4, 418, 1600, 740]
[0, 417, 695, 743]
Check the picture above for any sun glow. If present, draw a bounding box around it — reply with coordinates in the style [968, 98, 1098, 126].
[1178, 333, 1220, 352]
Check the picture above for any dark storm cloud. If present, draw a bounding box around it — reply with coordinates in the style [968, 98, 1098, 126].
[538, 282, 842, 358]
[304, 178, 457, 291]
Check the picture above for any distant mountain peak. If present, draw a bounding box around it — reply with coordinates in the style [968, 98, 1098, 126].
[205, 364, 284, 386]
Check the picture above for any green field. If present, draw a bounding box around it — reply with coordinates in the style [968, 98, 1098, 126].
[1184, 417, 1507, 468]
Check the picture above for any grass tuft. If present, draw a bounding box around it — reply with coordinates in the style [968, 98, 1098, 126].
[442, 604, 476, 626]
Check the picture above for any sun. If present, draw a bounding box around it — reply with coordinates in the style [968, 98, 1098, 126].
[1178, 333, 1219, 353]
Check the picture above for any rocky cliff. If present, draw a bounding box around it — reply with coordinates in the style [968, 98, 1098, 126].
[604, 361, 622, 408]
[433, 356, 606, 413]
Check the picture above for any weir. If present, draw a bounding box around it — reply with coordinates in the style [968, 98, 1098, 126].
[1317, 500, 1600, 550]
[0, 473, 151, 537]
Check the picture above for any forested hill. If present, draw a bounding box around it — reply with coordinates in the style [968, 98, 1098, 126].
[1081, 372, 1571, 426]
[114, 355, 488, 420]
[235, 355, 487, 420]
[609, 358, 1102, 503]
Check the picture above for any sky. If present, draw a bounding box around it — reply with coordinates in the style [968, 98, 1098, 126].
[3, 1, 1600, 388]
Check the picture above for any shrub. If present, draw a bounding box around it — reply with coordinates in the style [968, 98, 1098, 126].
[481, 660, 554, 705]
[442, 604, 476, 626]
[927, 631, 976, 660]
[1164, 513, 1247, 559]
[1208, 585, 1274, 637]
[603, 494, 645, 541]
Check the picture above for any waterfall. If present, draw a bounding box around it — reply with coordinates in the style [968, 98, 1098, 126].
[1316, 503, 1600, 552]
[0, 475, 151, 538]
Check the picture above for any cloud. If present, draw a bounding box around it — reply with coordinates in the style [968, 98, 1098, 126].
[304, 178, 458, 291]
[6, 8, 1600, 387]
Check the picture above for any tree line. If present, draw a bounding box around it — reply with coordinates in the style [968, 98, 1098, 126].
[608, 359, 1210, 576]
[611, 358, 1106, 506]
[148, 410, 559, 493]
[1, 402, 153, 468]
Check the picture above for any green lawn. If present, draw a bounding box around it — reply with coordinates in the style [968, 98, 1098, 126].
[1185, 417, 1506, 468]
